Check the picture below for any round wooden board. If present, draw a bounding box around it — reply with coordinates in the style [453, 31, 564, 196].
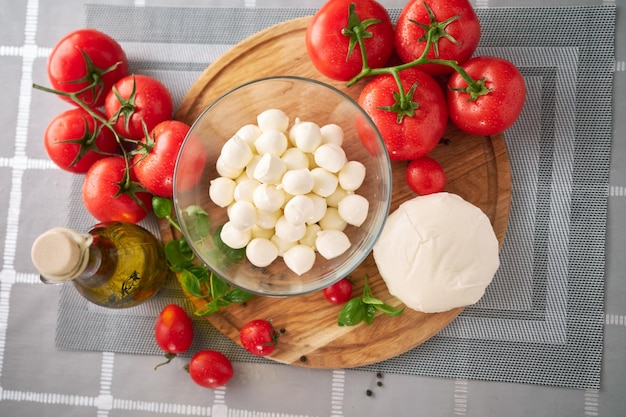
[164, 16, 512, 369]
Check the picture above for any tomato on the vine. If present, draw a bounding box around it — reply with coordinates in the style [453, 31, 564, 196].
[405, 156, 446, 195]
[188, 350, 234, 389]
[44, 108, 120, 173]
[395, 0, 481, 76]
[358, 67, 448, 161]
[104, 74, 174, 141]
[447, 56, 526, 135]
[133, 120, 191, 198]
[323, 277, 353, 305]
[239, 319, 279, 357]
[47, 29, 128, 108]
[306, 0, 395, 81]
[82, 156, 153, 224]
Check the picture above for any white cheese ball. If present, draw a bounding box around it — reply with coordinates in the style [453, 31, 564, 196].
[216, 155, 243, 179]
[284, 194, 314, 225]
[271, 234, 297, 256]
[246, 238, 279, 268]
[314, 143, 347, 173]
[245, 155, 262, 180]
[227, 200, 257, 231]
[235, 124, 262, 147]
[253, 153, 286, 184]
[306, 193, 327, 225]
[338, 194, 369, 227]
[283, 244, 316, 276]
[300, 223, 321, 249]
[281, 147, 310, 171]
[254, 129, 288, 156]
[319, 207, 347, 231]
[209, 177, 236, 208]
[325, 187, 349, 208]
[233, 179, 260, 202]
[253, 184, 285, 213]
[320, 123, 344, 146]
[251, 225, 274, 240]
[220, 222, 251, 249]
[338, 161, 366, 191]
[220, 135, 254, 170]
[257, 108, 289, 132]
[373, 192, 500, 313]
[291, 121, 322, 153]
[281, 168, 314, 195]
[311, 167, 338, 197]
[256, 209, 281, 230]
[316, 230, 351, 260]
[275, 215, 306, 243]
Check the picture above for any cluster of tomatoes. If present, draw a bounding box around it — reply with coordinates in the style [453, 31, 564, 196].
[306, 0, 526, 195]
[39, 28, 195, 224]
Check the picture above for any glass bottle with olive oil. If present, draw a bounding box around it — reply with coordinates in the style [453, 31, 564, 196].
[31, 222, 171, 308]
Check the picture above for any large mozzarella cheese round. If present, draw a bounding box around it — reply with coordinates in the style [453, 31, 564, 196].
[373, 192, 499, 313]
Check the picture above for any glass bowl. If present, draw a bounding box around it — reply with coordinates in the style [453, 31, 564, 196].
[173, 76, 391, 297]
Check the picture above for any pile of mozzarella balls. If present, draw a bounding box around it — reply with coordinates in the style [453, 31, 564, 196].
[208, 109, 369, 276]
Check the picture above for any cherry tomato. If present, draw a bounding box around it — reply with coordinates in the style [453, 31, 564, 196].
[44, 108, 120, 173]
[323, 277, 353, 305]
[188, 350, 234, 389]
[82, 156, 153, 224]
[358, 67, 448, 161]
[447, 56, 526, 135]
[47, 29, 128, 108]
[154, 304, 193, 354]
[306, 0, 395, 81]
[405, 156, 446, 195]
[239, 319, 279, 357]
[133, 120, 191, 198]
[104, 74, 173, 141]
[395, 0, 481, 76]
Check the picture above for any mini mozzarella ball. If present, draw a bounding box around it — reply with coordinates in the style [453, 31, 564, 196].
[319, 207, 347, 231]
[253, 184, 285, 213]
[227, 200, 257, 231]
[325, 187, 349, 208]
[233, 178, 260, 202]
[271, 234, 297, 256]
[257, 109, 289, 132]
[284, 194, 314, 225]
[306, 193, 328, 225]
[245, 155, 262, 180]
[253, 153, 286, 184]
[291, 121, 322, 153]
[311, 167, 338, 197]
[275, 215, 306, 243]
[338, 160, 366, 191]
[256, 208, 282, 229]
[209, 177, 236, 208]
[300, 223, 321, 249]
[245, 238, 279, 268]
[216, 155, 243, 179]
[235, 124, 263, 147]
[338, 194, 369, 227]
[320, 123, 344, 146]
[251, 224, 274, 240]
[220, 221, 251, 249]
[283, 244, 316, 276]
[314, 143, 347, 173]
[281, 147, 310, 170]
[316, 230, 351, 260]
[254, 129, 288, 156]
[281, 168, 314, 195]
[220, 135, 254, 170]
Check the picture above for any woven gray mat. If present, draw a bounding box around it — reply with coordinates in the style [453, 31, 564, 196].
[56, 5, 615, 389]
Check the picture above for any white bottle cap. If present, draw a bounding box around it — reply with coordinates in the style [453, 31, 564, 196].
[31, 227, 93, 283]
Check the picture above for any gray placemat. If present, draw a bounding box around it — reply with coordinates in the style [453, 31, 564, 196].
[55, 5, 615, 390]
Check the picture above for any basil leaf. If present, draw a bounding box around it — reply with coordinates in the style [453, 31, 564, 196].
[210, 274, 229, 299]
[224, 288, 254, 304]
[179, 269, 203, 297]
[375, 303, 405, 317]
[213, 226, 246, 263]
[338, 298, 367, 326]
[164, 240, 194, 271]
[363, 304, 377, 325]
[152, 196, 172, 219]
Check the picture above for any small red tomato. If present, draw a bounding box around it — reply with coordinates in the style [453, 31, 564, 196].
[154, 304, 193, 354]
[405, 156, 446, 195]
[323, 277, 354, 304]
[239, 319, 279, 357]
[104, 74, 173, 140]
[188, 350, 234, 389]
[47, 28, 128, 108]
[44, 108, 120, 173]
[133, 120, 191, 198]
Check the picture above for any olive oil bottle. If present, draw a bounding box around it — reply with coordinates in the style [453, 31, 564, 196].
[31, 222, 171, 308]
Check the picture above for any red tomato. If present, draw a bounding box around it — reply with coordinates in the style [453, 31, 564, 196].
[188, 350, 234, 389]
[395, 0, 480, 76]
[323, 277, 353, 304]
[47, 29, 128, 107]
[44, 108, 120, 173]
[239, 319, 278, 357]
[358, 67, 448, 161]
[104, 74, 173, 141]
[82, 156, 153, 224]
[133, 120, 191, 198]
[154, 304, 193, 354]
[405, 156, 446, 195]
[447, 56, 526, 135]
[306, 0, 395, 81]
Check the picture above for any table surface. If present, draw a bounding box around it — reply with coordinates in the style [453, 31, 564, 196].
[1, 1, 625, 416]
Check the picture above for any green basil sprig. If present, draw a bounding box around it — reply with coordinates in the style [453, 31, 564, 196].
[338, 275, 405, 326]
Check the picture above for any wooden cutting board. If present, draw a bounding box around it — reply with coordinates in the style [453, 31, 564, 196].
[162, 16, 512, 369]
